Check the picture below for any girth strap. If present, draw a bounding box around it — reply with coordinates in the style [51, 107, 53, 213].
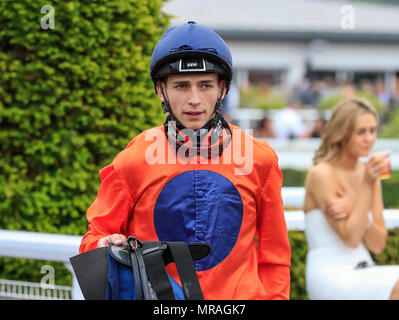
[168, 242, 204, 300]
[129, 250, 143, 300]
[144, 250, 176, 300]
[134, 247, 151, 300]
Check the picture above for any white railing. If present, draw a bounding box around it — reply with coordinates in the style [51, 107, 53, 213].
[268, 138, 399, 170]
[0, 279, 72, 300]
[0, 187, 397, 299]
[282, 187, 399, 230]
[0, 230, 83, 300]
[284, 209, 399, 231]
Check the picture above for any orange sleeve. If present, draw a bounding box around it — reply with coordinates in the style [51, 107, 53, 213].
[256, 157, 291, 300]
[79, 163, 133, 253]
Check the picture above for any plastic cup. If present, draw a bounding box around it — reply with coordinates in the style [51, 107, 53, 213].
[374, 150, 392, 180]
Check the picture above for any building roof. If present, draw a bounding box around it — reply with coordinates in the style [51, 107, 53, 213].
[163, 0, 399, 41]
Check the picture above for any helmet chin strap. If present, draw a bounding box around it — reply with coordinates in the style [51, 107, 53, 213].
[214, 80, 226, 115]
[158, 79, 172, 114]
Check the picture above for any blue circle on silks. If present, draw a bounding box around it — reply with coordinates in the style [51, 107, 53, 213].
[154, 170, 243, 271]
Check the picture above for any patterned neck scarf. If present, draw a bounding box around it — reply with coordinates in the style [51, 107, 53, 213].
[163, 113, 232, 159]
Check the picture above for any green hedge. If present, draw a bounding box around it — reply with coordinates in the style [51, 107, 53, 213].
[318, 91, 387, 113]
[380, 107, 399, 139]
[239, 85, 287, 109]
[0, 0, 169, 285]
[0, 0, 169, 233]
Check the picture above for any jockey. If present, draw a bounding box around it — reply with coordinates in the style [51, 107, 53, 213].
[80, 21, 291, 300]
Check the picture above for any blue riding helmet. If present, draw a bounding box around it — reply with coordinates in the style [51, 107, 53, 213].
[150, 21, 233, 93]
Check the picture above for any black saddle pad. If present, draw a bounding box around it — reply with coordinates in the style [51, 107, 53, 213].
[69, 242, 210, 300]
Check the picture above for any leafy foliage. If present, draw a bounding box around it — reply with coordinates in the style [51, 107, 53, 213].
[240, 85, 287, 109]
[288, 231, 308, 300]
[0, 0, 169, 284]
[380, 107, 399, 138]
[318, 90, 387, 112]
[0, 0, 169, 233]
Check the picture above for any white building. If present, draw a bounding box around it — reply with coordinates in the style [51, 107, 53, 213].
[163, 0, 399, 93]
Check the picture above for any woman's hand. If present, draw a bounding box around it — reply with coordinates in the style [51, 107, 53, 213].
[325, 190, 353, 220]
[97, 233, 127, 248]
[364, 154, 389, 186]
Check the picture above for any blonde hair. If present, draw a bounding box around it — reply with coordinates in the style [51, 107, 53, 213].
[313, 98, 378, 165]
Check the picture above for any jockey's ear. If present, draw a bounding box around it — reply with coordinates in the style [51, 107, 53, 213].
[218, 77, 228, 100]
[156, 78, 168, 102]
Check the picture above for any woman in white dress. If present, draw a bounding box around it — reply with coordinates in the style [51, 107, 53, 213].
[303, 98, 399, 300]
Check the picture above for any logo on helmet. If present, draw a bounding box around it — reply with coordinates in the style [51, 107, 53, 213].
[180, 58, 206, 72]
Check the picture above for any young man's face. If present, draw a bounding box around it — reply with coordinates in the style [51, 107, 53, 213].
[158, 73, 225, 130]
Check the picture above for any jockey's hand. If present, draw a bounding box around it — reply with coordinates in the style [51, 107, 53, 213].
[97, 233, 127, 248]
